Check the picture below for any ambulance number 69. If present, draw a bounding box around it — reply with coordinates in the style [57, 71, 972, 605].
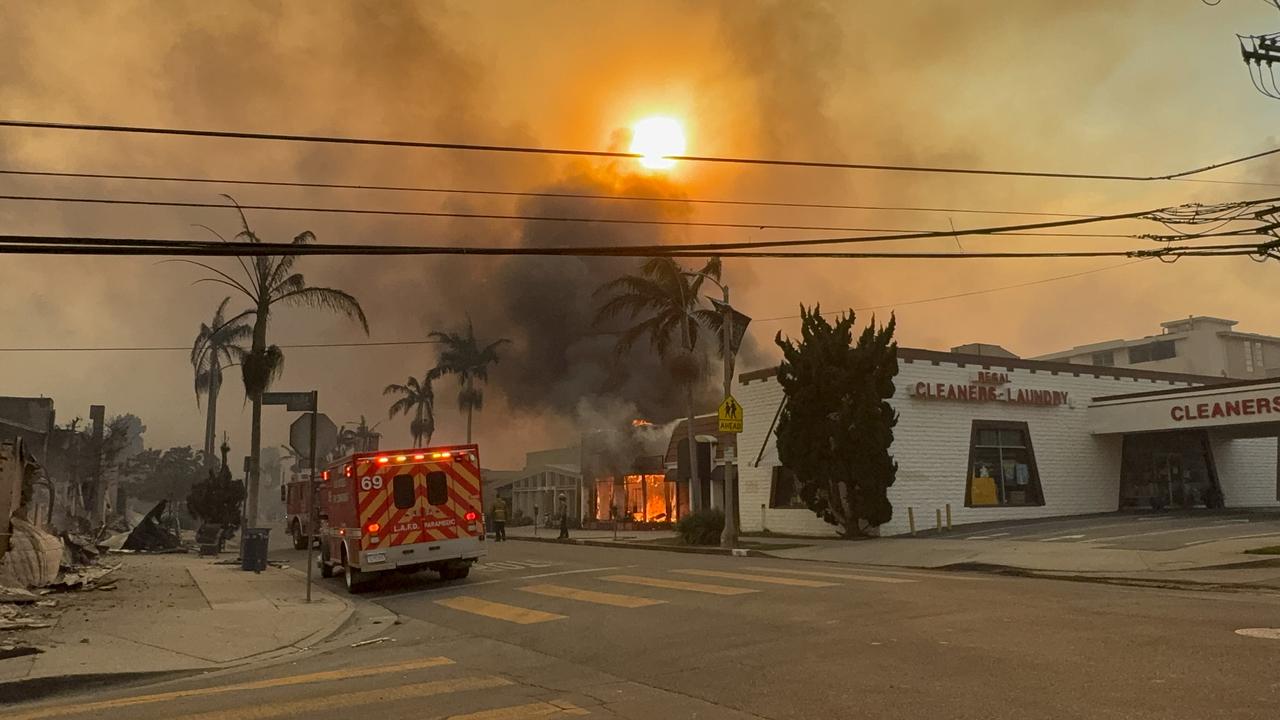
[359, 476, 384, 491]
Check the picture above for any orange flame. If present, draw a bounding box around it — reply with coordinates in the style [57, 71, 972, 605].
[631, 418, 653, 427]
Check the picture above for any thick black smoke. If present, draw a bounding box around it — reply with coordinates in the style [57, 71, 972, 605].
[478, 165, 727, 424]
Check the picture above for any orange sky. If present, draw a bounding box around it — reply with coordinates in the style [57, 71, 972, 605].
[4, 1, 1280, 467]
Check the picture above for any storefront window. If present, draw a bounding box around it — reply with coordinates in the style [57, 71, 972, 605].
[1120, 431, 1219, 510]
[595, 475, 679, 522]
[966, 421, 1043, 507]
[595, 478, 615, 521]
[769, 466, 806, 508]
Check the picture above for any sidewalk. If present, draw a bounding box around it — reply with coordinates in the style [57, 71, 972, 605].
[505, 521, 1280, 577]
[762, 535, 1280, 573]
[0, 551, 352, 691]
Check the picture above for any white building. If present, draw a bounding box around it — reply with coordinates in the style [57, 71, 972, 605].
[1033, 316, 1280, 380]
[506, 447, 580, 521]
[736, 347, 1280, 537]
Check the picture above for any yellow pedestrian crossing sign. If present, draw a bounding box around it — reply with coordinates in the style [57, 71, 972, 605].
[718, 395, 744, 433]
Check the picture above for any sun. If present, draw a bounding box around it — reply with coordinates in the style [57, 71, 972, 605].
[630, 116, 686, 170]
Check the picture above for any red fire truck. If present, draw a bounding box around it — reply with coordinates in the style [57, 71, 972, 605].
[318, 444, 485, 593]
[282, 470, 321, 550]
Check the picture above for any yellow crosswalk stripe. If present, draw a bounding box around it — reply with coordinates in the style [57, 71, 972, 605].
[445, 699, 590, 718]
[436, 595, 567, 624]
[601, 574, 758, 595]
[175, 676, 512, 720]
[7, 656, 457, 720]
[519, 583, 665, 608]
[743, 566, 917, 584]
[673, 569, 838, 587]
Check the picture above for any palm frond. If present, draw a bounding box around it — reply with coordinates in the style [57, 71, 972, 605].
[275, 286, 370, 333]
[383, 382, 410, 396]
[387, 396, 415, 418]
[168, 259, 257, 301]
[195, 222, 259, 297]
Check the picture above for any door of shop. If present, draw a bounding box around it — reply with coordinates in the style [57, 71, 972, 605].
[1119, 430, 1220, 510]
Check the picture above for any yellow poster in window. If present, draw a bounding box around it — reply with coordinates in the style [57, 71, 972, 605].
[970, 475, 999, 506]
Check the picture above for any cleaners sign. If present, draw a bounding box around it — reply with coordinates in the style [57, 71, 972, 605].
[1088, 381, 1280, 435]
[911, 371, 1069, 407]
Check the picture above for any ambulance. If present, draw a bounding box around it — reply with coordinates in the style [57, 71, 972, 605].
[318, 444, 485, 593]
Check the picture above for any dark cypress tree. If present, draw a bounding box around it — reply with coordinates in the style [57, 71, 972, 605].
[775, 306, 898, 537]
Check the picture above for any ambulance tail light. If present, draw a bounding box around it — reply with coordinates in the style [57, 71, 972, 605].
[464, 511, 478, 521]
[365, 522, 381, 535]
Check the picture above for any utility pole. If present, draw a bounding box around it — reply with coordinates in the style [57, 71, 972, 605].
[88, 405, 105, 523]
[676, 280, 702, 515]
[718, 281, 739, 549]
[681, 265, 750, 548]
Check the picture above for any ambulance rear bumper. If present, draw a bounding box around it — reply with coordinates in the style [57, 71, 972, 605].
[357, 537, 483, 572]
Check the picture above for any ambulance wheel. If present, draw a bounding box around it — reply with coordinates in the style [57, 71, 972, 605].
[440, 564, 471, 581]
[291, 521, 307, 551]
[341, 548, 366, 593]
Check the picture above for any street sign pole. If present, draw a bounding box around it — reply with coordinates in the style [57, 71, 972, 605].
[305, 391, 318, 603]
[264, 389, 320, 602]
[720, 283, 738, 549]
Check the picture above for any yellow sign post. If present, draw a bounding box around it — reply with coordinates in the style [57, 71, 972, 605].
[717, 395, 744, 433]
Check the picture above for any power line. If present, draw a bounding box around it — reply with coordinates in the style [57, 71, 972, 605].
[1, 118, 1276, 183]
[0, 339, 445, 353]
[0, 233, 1262, 259]
[753, 260, 1149, 322]
[0, 193, 1135, 238]
[0, 167, 1101, 219]
[0, 195, 1217, 256]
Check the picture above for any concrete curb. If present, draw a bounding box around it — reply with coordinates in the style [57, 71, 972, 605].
[507, 535, 767, 557]
[957, 565, 1280, 594]
[278, 564, 358, 650]
[746, 552, 1280, 590]
[1, 564, 362, 705]
[0, 670, 206, 706]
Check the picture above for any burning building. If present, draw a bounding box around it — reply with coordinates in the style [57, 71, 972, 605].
[581, 420, 682, 527]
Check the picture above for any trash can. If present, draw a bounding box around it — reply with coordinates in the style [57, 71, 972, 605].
[241, 527, 270, 572]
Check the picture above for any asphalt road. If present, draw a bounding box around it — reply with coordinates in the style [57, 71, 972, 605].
[10, 539, 1280, 720]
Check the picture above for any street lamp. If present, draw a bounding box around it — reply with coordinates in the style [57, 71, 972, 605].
[681, 269, 750, 549]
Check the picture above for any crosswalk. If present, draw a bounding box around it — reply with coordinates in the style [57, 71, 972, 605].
[432, 565, 931, 627]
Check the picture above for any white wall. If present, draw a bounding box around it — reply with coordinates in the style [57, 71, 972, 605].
[738, 356, 1216, 537]
[1210, 435, 1279, 507]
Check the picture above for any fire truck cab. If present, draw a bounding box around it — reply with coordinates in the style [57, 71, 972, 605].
[318, 444, 485, 593]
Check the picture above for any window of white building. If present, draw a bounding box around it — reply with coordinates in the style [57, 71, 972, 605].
[966, 421, 1044, 507]
[768, 466, 806, 509]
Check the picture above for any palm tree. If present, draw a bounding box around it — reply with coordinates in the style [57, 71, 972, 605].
[182, 202, 368, 527]
[384, 371, 438, 447]
[191, 298, 251, 469]
[429, 318, 510, 444]
[593, 256, 723, 513]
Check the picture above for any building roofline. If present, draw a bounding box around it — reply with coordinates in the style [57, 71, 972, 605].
[1091, 374, 1280, 402]
[1160, 315, 1237, 328]
[1218, 330, 1280, 342]
[739, 346, 1226, 386]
